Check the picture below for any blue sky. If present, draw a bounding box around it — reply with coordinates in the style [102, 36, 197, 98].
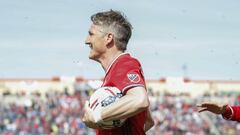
[0, 0, 240, 80]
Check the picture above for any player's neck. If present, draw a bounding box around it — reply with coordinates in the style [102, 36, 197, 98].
[101, 51, 124, 72]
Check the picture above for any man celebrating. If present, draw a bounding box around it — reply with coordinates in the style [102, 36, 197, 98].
[82, 10, 154, 135]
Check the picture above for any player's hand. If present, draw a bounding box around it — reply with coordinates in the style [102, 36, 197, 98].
[82, 100, 100, 129]
[144, 108, 154, 132]
[82, 101, 112, 129]
[197, 102, 225, 115]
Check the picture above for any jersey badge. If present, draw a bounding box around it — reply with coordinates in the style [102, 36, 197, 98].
[127, 73, 140, 83]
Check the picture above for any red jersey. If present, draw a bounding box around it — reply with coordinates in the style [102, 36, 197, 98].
[96, 53, 147, 135]
[222, 105, 240, 122]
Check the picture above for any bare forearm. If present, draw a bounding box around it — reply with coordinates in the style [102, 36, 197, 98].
[101, 93, 149, 121]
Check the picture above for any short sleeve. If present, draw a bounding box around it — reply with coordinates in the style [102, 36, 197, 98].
[110, 59, 146, 95]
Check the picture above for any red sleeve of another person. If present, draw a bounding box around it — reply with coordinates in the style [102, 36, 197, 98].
[222, 105, 240, 122]
[231, 106, 240, 122]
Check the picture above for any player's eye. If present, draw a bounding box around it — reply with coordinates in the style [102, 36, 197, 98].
[88, 31, 94, 36]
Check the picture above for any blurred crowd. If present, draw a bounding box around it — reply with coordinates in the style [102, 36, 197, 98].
[0, 91, 94, 135]
[147, 91, 240, 135]
[1, 89, 240, 135]
[148, 93, 210, 135]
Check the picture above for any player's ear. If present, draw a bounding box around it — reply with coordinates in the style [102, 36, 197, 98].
[105, 32, 114, 45]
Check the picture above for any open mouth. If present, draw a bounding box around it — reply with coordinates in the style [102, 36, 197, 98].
[89, 44, 93, 49]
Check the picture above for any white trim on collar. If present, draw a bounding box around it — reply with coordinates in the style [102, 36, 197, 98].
[105, 52, 129, 75]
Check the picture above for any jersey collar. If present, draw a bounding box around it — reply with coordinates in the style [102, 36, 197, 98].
[105, 52, 129, 75]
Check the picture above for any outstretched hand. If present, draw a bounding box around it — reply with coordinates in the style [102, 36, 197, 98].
[197, 102, 226, 115]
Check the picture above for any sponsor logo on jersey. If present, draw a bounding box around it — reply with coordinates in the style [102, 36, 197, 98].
[127, 73, 140, 83]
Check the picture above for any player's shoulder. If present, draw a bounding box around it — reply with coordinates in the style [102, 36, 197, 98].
[117, 53, 141, 66]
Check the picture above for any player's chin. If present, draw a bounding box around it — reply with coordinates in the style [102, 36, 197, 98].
[89, 54, 100, 62]
[89, 56, 97, 61]
[88, 54, 95, 60]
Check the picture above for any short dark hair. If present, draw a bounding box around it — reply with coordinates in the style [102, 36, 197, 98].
[91, 10, 132, 51]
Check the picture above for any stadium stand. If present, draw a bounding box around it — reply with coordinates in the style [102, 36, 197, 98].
[1, 77, 240, 135]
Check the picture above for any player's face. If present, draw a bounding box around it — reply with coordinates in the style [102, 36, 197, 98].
[85, 24, 107, 61]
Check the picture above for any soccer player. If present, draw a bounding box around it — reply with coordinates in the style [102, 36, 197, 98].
[82, 10, 154, 135]
[197, 102, 240, 122]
